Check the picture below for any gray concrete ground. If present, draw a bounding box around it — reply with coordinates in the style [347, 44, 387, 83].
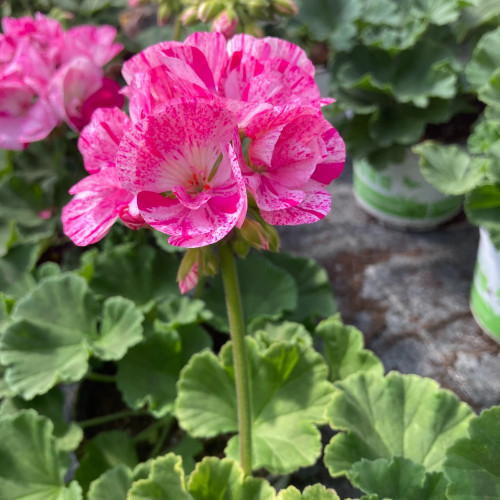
[280, 165, 500, 413]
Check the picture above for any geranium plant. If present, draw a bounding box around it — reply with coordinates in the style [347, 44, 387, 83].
[1, 7, 500, 500]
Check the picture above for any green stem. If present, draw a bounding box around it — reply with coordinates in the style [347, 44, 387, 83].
[133, 416, 174, 444]
[78, 409, 148, 429]
[173, 16, 182, 41]
[218, 241, 252, 476]
[149, 418, 173, 458]
[85, 372, 116, 383]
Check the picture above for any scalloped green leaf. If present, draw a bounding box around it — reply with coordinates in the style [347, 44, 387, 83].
[129, 454, 275, 500]
[92, 296, 144, 361]
[0, 243, 38, 299]
[75, 430, 138, 494]
[264, 252, 337, 326]
[414, 141, 486, 195]
[444, 407, 500, 499]
[0, 387, 83, 451]
[117, 324, 211, 417]
[0, 410, 82, 499]
[465, 185, 500, 237]
[480, 68, 500, 110]
[87, 465, 133, 500]
[466, 26, 500, 90]
[90, 243, 179, 310]
[350, 457, 448, 500]
[0, 274, 99, 398]
[176, 338, 334, 474]
[315, 316, 383, 382]
[277, 484, 341, 499]
[250, 320, 313, 348]
[156, 297, 213, 329]
[204, 253, 298, 333]
[324, 372, 474, 477]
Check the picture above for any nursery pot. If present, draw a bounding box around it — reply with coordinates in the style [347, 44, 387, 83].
[470, 228, 500, 341]
[352, 151, 463, 230]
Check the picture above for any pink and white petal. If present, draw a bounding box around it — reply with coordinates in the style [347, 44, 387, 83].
[173, 185, 212, 210]
[185, 31, 229, 85]
[219, 52, 264, 101]
[78, 107, 131, 174]
[0, 116, 26, 150]
[63, 25, 122, 66]
[261, 182, 331, 225]
[63, 169, 134, 246]
[311, 125, 346, 185]
[248, 173, 305, 211]
[18, 96, 60, 143]
[227, 35, 315, 77]
[119, 197, 146, 229]
[121, 41, 182, 83]
[116, 100, 237, 194]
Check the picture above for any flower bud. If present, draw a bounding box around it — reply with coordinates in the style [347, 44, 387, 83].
[246, 0, 270, 18]
[244, 22, 264, 38]
[198, 0, 225, 22]
[180, 6, 200, 26]
[272, 0, 298, 16]
[212, 8, 238, 38]
[157, 3, 172, 26]
[239, 218, 279, 251]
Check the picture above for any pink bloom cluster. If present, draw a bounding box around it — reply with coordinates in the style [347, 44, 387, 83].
[62, 32, 345, 266]
[0, 13, 123, 150]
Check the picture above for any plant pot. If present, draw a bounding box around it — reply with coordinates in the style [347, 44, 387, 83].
[352, 152, 463, 230]
[470, 228, 500, 341]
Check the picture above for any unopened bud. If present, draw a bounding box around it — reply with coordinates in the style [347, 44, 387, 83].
[180, 6, 200, 25]
[272, 0, 298, 16]
[246, 0, 270, 18]
[198, 0, 225, 22]
[212, 8, 238, 38]
[244, 23, 264, 38]
[157, 3, 172, 26]
[239, 218, 279, 251]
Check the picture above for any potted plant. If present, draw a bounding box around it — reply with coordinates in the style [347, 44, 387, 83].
[282, 0, 500, 229]
[415, 26, 500, 339]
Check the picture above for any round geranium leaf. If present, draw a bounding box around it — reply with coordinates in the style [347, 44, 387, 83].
[176, 338, 334, 474]
[0, 410, 82, 499]
[117, 324, 211, 417]
[91, 296, 144, 361]
[87, 465, 133, 500]
[444, 407, 500, 499]
[277, 484, 341, 499]
[350, 457, 448, 500]
[155, 297, 213, 329]
[0, 274, 99, 398]
[324, 372, 474, 477]
[315, 315, 383, 382]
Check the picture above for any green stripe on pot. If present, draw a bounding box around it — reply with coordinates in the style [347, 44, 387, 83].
[353, 156, 463, 229]
[470, 280, 500, 340]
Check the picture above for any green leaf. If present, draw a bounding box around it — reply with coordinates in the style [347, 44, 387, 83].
[117, 324, 211, 417]
[92, 296, 144, 361]
[414, 142, 486, 195]
[466, 26, 500, 90]
[156, 297, 213, 329]
[75, 430, 138, 493]
[0, 410, 82, 499]
[129, 454, 275, 500]
[0, 243, 38, 299]
[277, 484, 341, 499]
[444, 407, 500, 499]
[170, 435, 203, 475]
[176, 338, 334, 473]
[265, 252, 337, 326]
[87, 465, 133, 500]
[480, 68, 500, 110]
[324, 372, 474, 477]
[350, 457, 448, 500]
[90, 243, 179, 310]
[315, 315, 383, 382]
[204, 253, 298, 333]
[250, 320, 313, 348]
[0, 387, 83, 451]
[465, 185, 500, 235]
[0, 274, 99, 398]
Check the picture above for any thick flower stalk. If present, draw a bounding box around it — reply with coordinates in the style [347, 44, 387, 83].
[0, 13, 123, 150]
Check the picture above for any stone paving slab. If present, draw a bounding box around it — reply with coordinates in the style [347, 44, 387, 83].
[280, 166, 500, 412]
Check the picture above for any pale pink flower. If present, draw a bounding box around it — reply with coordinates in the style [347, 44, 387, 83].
[116, 99, 247, 248]
[121, 32, 327, 127]
[242, 104, 345, 224]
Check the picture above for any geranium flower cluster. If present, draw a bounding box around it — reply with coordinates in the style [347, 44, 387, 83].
[62, 32, 345, 255]
[0, 13, 123, 150]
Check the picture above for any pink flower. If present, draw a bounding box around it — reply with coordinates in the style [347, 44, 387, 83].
[62, 107, 144, 245]
[116, 99, 247, 247]
[242, 104, 345, 225]
[0, 13, 123, 149]
[121, 32, 327, 127]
